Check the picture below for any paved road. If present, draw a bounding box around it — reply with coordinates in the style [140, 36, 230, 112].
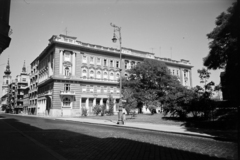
[0, 114, 238, 160]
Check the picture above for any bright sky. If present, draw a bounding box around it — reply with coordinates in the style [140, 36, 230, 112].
[0, 0, 235, 96]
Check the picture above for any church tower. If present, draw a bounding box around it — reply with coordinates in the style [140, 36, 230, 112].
[2, 59, 12, 96]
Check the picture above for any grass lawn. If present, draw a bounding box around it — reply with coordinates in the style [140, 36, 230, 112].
[79, 113, 185, 126]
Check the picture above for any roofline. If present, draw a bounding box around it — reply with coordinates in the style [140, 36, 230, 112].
[34, 35, 193, 68]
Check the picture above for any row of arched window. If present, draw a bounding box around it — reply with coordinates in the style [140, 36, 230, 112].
[81, 69, 120, 80]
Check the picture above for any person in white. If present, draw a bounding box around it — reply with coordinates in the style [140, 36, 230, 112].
[122, 107, 127, 124]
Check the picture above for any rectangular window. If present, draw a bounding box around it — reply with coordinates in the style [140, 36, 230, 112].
[63, 97, 71, 107]
[110, 60, 113, 67]
[116, 61, 119, 68]
[104, 59, 107, 66]
[90, 57, 94, 64]
[97, 86, 101, 93]
[64, 84, 70, 91]
[90, 85, 94, 93]
[82, 55, 87, 63]
[97, 58, 101, 65]
[104, 86, 108, 93]
[82, 87, 86, 92]
[110, 87, 114, 93]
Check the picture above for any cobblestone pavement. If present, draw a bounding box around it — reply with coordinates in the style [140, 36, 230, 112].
[1, 114, 238, 160]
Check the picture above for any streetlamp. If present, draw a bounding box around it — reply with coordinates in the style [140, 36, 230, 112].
[110, 23, 123, 125]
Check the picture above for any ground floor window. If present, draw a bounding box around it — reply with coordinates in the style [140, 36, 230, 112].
[63, 97, 71, 107]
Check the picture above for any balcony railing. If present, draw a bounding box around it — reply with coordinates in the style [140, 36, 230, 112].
[80, 77, 118, 83]
[60, 90, 75, 96]
[17, 99, 23, 102]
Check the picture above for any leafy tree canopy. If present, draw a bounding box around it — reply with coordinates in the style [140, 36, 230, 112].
[123, 58, 182, 107]
[203, 2, 239, 106]
[203, 2, 238, 70]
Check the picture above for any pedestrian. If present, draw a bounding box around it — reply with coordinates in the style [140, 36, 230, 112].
[122, 107, 127, 124]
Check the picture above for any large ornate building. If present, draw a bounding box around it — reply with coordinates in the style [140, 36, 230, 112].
[30, 34, 193, 117]
[13, 62, 30, 113]
[0, 59, 11, 111]
[0, 60, 30, 113]
[2, 59, 11, 96]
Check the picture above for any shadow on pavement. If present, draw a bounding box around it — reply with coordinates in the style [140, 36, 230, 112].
[162, 116, 238, 142]
[0, 115, 236, 160]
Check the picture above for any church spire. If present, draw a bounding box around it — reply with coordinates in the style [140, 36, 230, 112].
[4, 58, 11, 75]
[22, 60, 26, 73]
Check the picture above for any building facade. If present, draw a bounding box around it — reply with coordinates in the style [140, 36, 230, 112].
[2, 59, 11, 96]
[7, 81, 16, 113]
[0, 59, 11, 111]
[31, 34, 193, 117]
[29, 57, 39, 114]
[13, 62, 30, 114]
[23, 87, 30, 114]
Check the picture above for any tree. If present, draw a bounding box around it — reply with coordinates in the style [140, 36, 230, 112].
[122, 88, 138, 115]
[191, 69, 216, 119]
[197, 68, 210, 88]
[123, 58, 180, 110]
[203, 2, 239, 107]
[162, 84, 194, 118]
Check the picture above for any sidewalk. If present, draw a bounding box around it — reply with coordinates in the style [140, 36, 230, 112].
[4, 113, 231, 140]
[56, 117, 215, 138]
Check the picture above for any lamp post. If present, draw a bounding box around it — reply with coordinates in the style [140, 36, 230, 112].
[110, 23, 123, 125]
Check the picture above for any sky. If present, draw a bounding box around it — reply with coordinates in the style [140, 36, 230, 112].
[0, 0, 235, 96]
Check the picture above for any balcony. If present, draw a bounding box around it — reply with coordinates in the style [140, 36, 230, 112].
[60, 90, 75, 96]
[80, 77, 118, 83]
[17, 99, 23, 102]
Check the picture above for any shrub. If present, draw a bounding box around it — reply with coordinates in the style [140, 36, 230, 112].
[148, 105, 157, 115]
[101, 104, 106, 116]
[93, 105, 102, 116]
[81, 107, 88, 116]
[105, 109, 110, 115]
